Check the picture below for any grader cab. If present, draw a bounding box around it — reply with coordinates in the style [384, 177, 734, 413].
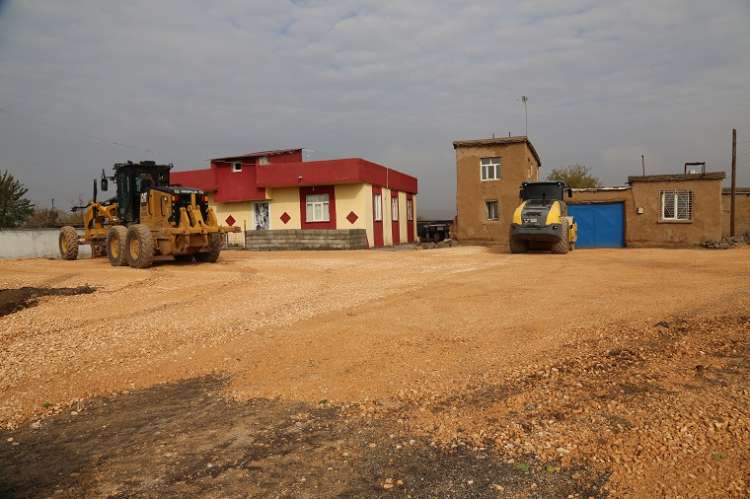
[59, 161, 239, 268]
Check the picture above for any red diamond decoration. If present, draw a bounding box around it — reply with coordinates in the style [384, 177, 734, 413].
[346, 211, 359, 224]
[280, 212, 291, 224]
[225, 215, 236, 226]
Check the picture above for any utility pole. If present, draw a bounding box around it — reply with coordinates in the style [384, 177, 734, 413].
[521, 96, 528, 137]
[641, 155, 645, 176]
[729, 128, 737, 237]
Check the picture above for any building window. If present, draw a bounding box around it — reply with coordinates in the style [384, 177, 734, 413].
[480, 157, 501, 181]
[374, 193, 383, 221]
[257, 156, 269, 165]
[661, 190, 693, 221]
[391, 196, 399, 221]
[305, 193, 330, 222]
[232, 162, 242, 173]
[407, 199, 414, 221]
[486, 200, 499, 220]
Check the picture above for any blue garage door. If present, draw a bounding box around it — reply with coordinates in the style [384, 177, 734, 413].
[568, 202, 625, 248]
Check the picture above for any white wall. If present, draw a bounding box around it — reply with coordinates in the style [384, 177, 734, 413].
[0, 228, 92, 260]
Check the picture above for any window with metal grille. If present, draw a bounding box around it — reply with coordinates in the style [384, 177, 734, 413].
[305, 193, 330, 222]
[480, 157, 501, 181]
[661, 190, 693, 221]
[391, 195, 399, 221]
[486, 200, 499, 220]
[407, 199, 414, 221]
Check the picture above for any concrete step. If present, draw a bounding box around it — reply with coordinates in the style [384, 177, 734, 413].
[245, 229, 368, 250]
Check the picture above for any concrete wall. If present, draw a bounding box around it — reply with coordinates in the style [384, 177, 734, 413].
[334, 183, 372, 245]
[397, 191, 418, 243]
[722, 191, 750, 237]
[0, 228, 92, 260]
[267, 187, 302, 230]
[454, 141, 539, 247]
[227, 183, 415, 248]
[207, 194, 252, 247]
[383, 187, 393, 246]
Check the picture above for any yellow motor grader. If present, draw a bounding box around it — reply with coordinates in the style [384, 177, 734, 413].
[59, 161, 239, 268]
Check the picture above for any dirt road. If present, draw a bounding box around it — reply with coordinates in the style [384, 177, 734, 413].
[1, 246, 748, 497]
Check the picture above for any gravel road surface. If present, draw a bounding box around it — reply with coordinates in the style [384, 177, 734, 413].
[1, 246, 748, 497]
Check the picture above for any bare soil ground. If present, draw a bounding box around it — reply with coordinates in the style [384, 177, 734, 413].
[0, 246, 748, 497]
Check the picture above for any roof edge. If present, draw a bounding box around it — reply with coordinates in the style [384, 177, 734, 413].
[572, 186, 631, 192]
[211, 148, 303, 162]
[452, 136, 541, 166]
[628, 172, 726, 184]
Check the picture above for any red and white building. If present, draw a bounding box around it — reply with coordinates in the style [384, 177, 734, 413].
[171, 148, 418, 248]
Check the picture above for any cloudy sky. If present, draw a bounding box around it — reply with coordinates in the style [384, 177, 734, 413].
[1, 0, 749, 217]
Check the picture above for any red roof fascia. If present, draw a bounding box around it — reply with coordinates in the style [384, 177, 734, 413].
[256, 158, 418, 194]
[171, 168, 217, 192]
[212, 163, 267, 202]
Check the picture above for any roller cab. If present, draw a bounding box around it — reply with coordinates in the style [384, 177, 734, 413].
[510, 181, 577, 254]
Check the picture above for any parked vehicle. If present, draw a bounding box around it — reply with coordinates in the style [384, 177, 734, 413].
[509, 181, 577, 254]
[59, 161, 239, 268]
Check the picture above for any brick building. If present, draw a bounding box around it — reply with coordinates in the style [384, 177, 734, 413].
[453, 135, 745, 249]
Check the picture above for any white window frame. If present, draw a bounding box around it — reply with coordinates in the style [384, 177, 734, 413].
[391, 195, 399, 222]
[305, 193, 330, 222]
[407, 198, 414, 221]
[232, 162, 242, 173]
[661, 190, 693, 222]
[374, 193, 383, 221]
[257, 156, 269, 165]
[480, 157, 502, 181]
[486, 200, 499, 220]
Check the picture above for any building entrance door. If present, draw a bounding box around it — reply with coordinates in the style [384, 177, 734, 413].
[254, 202, 269, 230]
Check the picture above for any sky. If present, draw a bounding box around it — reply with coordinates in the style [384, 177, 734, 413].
[1, 0, 749, 218]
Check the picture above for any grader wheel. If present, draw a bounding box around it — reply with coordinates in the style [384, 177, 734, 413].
[107, 226, 129, 266]
[195, 233, 224, 263]
[125, 224, 155, 269]
[58, 226, 79, 260]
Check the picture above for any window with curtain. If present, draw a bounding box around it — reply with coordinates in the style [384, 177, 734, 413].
[305, 193, 330, 222]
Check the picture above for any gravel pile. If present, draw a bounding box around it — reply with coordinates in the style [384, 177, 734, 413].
[397, 310, 750, 497]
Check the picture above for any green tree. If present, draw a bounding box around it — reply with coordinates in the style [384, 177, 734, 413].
[0, 170, 34, 228]
[546, 164, 602, 188]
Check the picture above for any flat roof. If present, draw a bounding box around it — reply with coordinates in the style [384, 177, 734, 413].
[452, 136, 541, 166]
[211, 148, 302, 162]
[256, 158, 418, 194]
[572, 186, 631, 192]
[628, 172, 725, 183]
